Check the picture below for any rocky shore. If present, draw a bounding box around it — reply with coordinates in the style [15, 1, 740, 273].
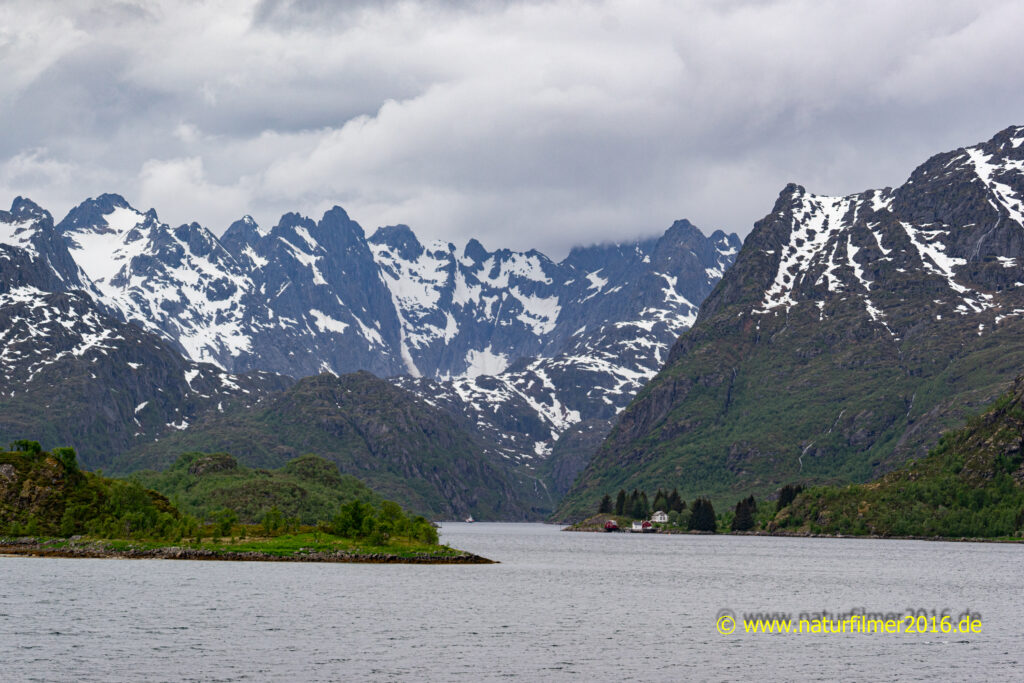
[561, 525, 1021, 543]
[0, 538, 495, 564]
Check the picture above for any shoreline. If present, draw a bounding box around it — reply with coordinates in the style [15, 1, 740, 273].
[561, 525, 1024, 544]
[0, 539, 495, 564]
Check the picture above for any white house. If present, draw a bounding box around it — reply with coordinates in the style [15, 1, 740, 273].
[651, 510, 669, 523]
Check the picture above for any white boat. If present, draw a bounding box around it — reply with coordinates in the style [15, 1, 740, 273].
[464, 516, 475, 523]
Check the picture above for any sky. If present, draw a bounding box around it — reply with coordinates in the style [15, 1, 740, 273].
[2, 0, 1023, 258]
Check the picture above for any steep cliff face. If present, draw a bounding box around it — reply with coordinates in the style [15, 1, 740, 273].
[557, 125, 1024, 519]
[0, 197, 99, 296]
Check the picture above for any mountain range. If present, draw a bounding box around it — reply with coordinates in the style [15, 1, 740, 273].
[0, 193, 738, 517]
[14, 124, 1021, 523]
[557, 124, 1024, 518]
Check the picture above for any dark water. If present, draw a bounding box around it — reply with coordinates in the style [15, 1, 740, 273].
[1, 524, 1021, 681]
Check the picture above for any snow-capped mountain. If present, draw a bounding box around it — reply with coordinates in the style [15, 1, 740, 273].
[368, 219, 738, 381]
[0, 198, 94, 294]
[393, 220, 740, 475]
[557, 124, 1024, 518]
[1, 191, 740, 480]
[8, 192, 738, 381]
[686, 125, 1024, 332]
[57, 194, 258, 368]
[0, 236, 289, 470]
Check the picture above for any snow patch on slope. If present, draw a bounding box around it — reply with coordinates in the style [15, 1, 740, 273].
[762, 192, 854, 311]
[0, 219, 38, 257]
[309, 308, 349, 334]
[966, 147, 1024, 227]
[463, 345, 509, 378]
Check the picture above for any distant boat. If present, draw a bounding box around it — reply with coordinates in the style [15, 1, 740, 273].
[464, 516, 475, 523]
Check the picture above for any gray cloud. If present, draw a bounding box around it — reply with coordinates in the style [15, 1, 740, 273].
[1, 0, 1023, 257]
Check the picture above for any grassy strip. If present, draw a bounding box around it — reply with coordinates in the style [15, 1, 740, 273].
[0, 532, 494, 563]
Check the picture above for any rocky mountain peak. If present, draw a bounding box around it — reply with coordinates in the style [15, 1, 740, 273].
[2, 191, 744, 476]
[0, 197, 91, 291]
[315, 206, 367, 251]
[57, 194, 141, 235]
[220, 216, 263, 258]
[662, 217, 704, 241]
[1, 199, 50, 257]
[698, 125, 1024, 329]
[463, 238, 489, 263]
[369, 224, 424, 260]
[272, 211, 316, 234]
[9, 197, 51, 222]
[983, 124, 1024, 155]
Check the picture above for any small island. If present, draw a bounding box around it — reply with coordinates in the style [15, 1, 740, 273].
[0, 442, 493, 564]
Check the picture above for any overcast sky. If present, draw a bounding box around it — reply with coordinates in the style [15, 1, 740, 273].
[2, 0, 1023, 257]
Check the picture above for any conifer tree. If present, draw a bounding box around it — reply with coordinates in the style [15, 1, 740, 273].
[598, 494, 613, 514]
[689, 497, 717, 532]
[630, 491, 646, 519]
[614, 489, 626, 515]
[731, 496, 756, 531]
[776, 484, 805, 512]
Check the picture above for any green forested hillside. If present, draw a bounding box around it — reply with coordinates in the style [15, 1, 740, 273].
[0, 441, 447, 555]
[0, 441, 181, 537]
[114, 372, 553, 520]
[773, 377, 1024, 538]
[131, 452, 380, 524]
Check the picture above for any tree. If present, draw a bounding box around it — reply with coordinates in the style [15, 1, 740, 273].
[330, 500, 374, 538]
[52, 447, 79, 475]
[630, 491, 646, 519]
[731, 496, 756, 532]
[614, 489, 627, 515]
[261, 506, 284, 535]
[668, 488, 684, 513]
[776, 484, 805, 512]
[10, 440, 42, 454]
[215, 508, 238, 537]
[689, 497, 717, 532]
[598, 494, 613, 514]
[652, 489, 668, 513]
